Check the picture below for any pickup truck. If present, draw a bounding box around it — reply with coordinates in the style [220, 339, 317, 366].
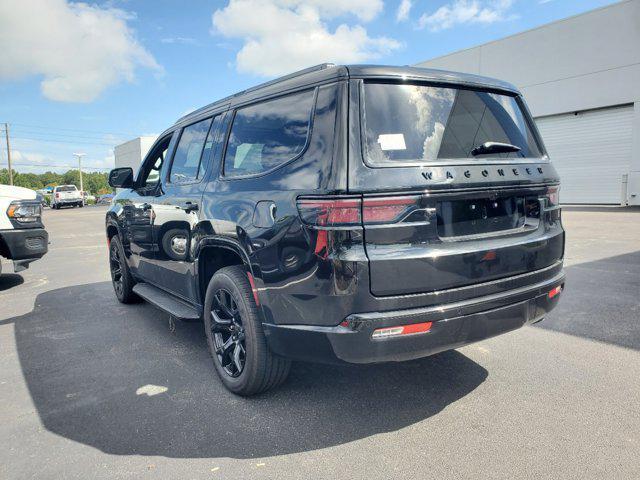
[0, 184, 48, 274]
[52, 184, 83, 209]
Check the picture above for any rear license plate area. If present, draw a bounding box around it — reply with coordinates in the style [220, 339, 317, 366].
[437, 196, 538, 238]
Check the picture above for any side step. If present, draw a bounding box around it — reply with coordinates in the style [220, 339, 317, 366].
[133, 283, 201, 321]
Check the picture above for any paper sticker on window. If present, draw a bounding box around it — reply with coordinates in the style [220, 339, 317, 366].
[377, 134, 406, 151]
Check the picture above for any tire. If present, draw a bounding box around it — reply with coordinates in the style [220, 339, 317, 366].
[109, 235, 138, 304]
[79, 202, 84, 208]
[204, 265, 290, 396]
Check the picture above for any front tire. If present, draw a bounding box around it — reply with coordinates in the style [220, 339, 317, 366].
[109, 235, 138, 304]
[204, 266, 290, 396]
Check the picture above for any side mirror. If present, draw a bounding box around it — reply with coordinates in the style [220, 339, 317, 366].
[108, 167, 134, 188]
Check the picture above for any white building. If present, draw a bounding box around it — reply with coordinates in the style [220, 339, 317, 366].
[114, 136, 157, 174]
[416, 0, 640, 205]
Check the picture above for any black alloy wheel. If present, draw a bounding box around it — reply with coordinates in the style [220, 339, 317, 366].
[211, 288, 246, 377]
[110, 241, 124, 298]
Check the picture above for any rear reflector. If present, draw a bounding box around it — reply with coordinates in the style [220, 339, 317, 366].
[372, 322, 432, 339]
[548, 285, 562, 299]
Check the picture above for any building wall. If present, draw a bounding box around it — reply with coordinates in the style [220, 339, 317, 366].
[415, 0, 640, 204]
[114, 136, 157, 175]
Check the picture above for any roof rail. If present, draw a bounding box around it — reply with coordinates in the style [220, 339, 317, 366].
[232, 63, 336, 98]
[176, 63, 336, 124]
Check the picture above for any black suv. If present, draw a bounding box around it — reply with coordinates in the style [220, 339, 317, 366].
[106, 64, 565, 395]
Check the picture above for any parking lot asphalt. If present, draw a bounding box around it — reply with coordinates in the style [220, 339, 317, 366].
[1, 205, 639, 479]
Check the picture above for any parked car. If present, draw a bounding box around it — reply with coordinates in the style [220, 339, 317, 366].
[82, 191, 96, 203]
[97, 193, 114, 205]
[51, 184, 83, 209]
[106, 64, 565, 396]
[0, 184, 48, 274]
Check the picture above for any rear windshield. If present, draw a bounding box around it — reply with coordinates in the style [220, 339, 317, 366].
[362, 83, 543, 165]
[56, 185, 77, 192]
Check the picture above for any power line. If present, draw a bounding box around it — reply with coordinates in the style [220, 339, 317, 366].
[0, 122, 141, 138]
[7, 128, 128, 141]
[9, 136, 118, 146]
[9, 162, 111, 171]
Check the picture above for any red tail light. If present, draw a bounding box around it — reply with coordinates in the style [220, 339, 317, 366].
[545, 186, 559, 207]
[297, 195, 423, 227]
[362, 196, 421, 224]
[297, 198, 361, 227]
[55, 193, 60, 198]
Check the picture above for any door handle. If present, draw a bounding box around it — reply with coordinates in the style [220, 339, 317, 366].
[181, 202, 199, 213]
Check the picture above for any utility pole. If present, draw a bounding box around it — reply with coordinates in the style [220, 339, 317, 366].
[4, 123, 13, 185]
[73, 153, 86, 194]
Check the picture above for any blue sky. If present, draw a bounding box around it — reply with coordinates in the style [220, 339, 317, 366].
[0, 0, 618, 173]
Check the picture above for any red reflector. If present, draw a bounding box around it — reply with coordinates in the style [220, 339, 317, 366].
[247, 272, 260, 306]
[548, 285, 562, 299]
[372, 322, 432, 339]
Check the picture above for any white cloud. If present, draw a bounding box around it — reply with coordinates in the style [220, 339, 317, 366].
[0, 0, 161, 103]
[161, 37, 200, 46]
[396, 0, 412, 22]
[211, 0, 400, 77]
[418, 0, 515, 32]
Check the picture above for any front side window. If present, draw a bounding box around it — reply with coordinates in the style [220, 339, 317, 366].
[362, 83, 543, 165]
[170, 118, 213, 183]
[224, 89, 315, 177]
[137, 135, 172, 193]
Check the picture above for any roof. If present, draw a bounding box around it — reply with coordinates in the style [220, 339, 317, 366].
[175, 64, 520, 127]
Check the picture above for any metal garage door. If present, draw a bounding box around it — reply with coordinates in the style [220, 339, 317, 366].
[535, 105, 634, 204]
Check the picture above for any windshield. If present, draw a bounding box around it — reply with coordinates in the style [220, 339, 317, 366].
[362, 83, 543, 165]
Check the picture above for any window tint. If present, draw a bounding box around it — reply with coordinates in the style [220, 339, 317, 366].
[170, 118, 212, 183]
[362, 83, 542, 164]
[56, 185, 77, 192]
[224, 90, 315, 177]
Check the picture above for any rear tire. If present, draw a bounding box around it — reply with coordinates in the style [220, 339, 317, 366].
[109, 235, 138, 304]
[204, 266, 290, 396]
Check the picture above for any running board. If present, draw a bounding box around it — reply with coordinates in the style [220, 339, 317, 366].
[133, 283, 201, 321]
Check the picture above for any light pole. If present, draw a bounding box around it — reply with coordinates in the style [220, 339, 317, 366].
[73, 153, 86, 195]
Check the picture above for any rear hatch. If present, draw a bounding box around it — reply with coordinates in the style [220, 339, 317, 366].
[353, 81, 564, 296]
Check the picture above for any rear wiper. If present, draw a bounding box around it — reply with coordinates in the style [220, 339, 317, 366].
[471, 141, 521, 156]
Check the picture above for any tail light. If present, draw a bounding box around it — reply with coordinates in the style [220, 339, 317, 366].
[55, 192, 60, 198]
[296, 195, 423, 227]
[296, 198, 361, 228]
[544, 186, 559, 208]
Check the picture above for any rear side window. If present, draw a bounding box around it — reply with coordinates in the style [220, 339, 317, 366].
[224, 90, 315, 177]
[169, 117, 213, 183]
[362, 83, 543, 165]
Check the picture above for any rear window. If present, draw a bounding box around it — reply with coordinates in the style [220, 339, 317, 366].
[56, 185, 77, 192]
[224, 89, 315, 177]
[362, 83, 543, 165]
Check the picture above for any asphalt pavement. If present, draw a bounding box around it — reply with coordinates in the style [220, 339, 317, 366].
[1, 205, 639, 479]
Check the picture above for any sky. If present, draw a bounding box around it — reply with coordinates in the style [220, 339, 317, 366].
[0, 0, 620, 174]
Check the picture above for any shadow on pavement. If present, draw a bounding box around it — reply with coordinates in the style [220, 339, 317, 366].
[10, 282, 487, 459]
[0, 273, 24, 291]
[536, 251, 640, 351]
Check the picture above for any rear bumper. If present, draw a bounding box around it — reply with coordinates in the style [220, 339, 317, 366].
[0, 228, 49, 261]
[263, 270, 565, 364]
